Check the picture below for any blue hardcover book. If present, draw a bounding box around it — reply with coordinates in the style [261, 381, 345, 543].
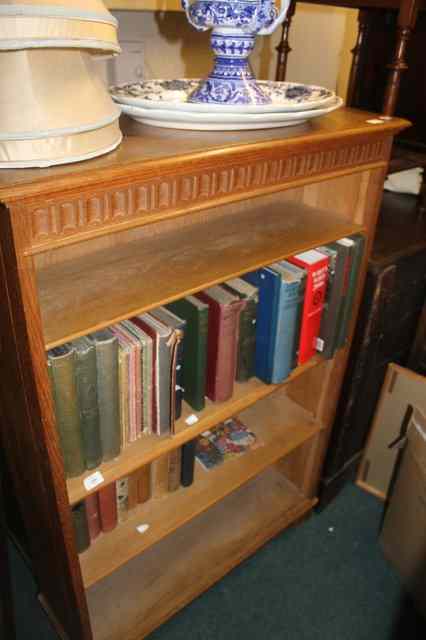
[270, 262, 306, 383]
[243, 268, 281, 383]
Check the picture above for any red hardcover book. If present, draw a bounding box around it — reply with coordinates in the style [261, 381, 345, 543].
[84, 493, 101, 541]
[287, 249, 329, 365]
[98, 483, 118, 533]
[195, 286, 244, 402]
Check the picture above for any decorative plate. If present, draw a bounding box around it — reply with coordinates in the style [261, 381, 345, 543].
[111, 79, 337, 114]
[119, 96, 343, 131]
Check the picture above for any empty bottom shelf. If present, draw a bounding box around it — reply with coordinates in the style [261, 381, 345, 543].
[87, 467, 315, 640]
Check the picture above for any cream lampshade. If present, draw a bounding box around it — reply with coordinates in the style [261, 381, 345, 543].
[0, 49, 122, 167]
[0, 0, 120, 53]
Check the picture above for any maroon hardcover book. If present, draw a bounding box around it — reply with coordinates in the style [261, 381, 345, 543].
[85, 493, 101, 541]
[98, 483, 118, 533]
[196, 286, 244, 402]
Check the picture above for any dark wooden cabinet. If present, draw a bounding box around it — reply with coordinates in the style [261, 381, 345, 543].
[319, 194, 426, 506]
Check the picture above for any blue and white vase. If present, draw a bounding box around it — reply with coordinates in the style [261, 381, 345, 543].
[182, 0, 290, 105]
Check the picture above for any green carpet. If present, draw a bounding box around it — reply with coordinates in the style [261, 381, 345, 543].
[9, 483, 425, 639]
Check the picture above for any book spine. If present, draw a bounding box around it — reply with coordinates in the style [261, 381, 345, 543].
[95, 338, 121, 461]
[213, 301, 243, 401]
[118, 346, 130, 448]
[136, 464, 152, 504]
[291, 275, 306, 368]
[141, 337, 153, 435]
[48, 350, 85, 478]
[116, 477, 129, 523]
[192, 308, 209, 411]
[338, 236, 366, 347]
[236, 298, 257, 382]
[84, 493, 101, 542]
[71, 502, 90, 554]
[151, 455, 170, 498]
[168, 448, 182, 492]
[295, 261, 329, 364]
[271, 281, 300, 383]
[181, 440, 196, 487]
[127, 472, 139, 511]
[174, 330, 185, 420]
[74, 343, 102, 470]
[98, 483, 118, 533]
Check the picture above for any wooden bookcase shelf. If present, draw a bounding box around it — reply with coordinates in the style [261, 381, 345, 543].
[80, 390, 320, 587]
[0, 110, 409, 640]
[67, 355, 322, 506]
[87, 467, 313, 640]
[35, 195, 364, 349]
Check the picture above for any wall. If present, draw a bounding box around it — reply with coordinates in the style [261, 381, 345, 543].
[99, 5, 358, 97]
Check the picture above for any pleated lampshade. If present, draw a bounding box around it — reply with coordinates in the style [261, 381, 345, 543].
[0, 0, 120, 53]
[0, 49, 122, 167]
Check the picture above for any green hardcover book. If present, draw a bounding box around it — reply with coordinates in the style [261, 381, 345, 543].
[167, 296, 209, 412]
[71, 502, 90, 554]
[48, 345, 85, 478]
[87, 330, 121, 462]
[316, 243, 347, 359]
[336, 233, 366, 349]
[73, 337, 102, 469]
[223, 278, 258, 381]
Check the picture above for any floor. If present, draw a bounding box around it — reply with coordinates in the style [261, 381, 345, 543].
[8, 482, 425, 639]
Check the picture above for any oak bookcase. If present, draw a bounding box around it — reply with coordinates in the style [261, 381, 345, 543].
[0, 109, 408, 640]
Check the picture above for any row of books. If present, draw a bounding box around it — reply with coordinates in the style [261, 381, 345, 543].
[72, 417, 259, 554]
[72, 439, 197, 554]
[49, 233, 364, 479]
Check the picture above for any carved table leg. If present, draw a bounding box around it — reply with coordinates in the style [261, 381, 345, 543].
[346, 9, 370, 107]
[275, 0, 296, 82]
[382, 0, 419, 116]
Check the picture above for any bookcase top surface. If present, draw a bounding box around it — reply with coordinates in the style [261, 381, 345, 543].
[0, 108, 408, 202]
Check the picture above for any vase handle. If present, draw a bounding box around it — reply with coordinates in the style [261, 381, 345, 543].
[258, 0, 291, 35]
[181, 0, 211, 31]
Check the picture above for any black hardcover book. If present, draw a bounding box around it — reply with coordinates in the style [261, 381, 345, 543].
[181, 440, 196, 487]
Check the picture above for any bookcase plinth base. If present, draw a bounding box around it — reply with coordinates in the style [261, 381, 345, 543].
[86, 468, 315, 640]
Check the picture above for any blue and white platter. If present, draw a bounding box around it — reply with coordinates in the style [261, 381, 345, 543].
[118, 96, 343, 131]
[110, 79, 337, 114]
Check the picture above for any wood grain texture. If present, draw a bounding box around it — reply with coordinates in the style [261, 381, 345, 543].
[0, 112, 402, 640]
[0, 204, 92, 640]
[80, 391, 319, 587]
[68, 356, 322, 506]
[87, 468, 314, 640]
[36, 195, 364, 349]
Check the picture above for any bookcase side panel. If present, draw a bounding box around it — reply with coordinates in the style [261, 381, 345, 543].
[300, 165, 389, 497]
[0, 203, 92, 640]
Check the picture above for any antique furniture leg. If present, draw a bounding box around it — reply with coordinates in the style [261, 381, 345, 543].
[382, 0, 419, 115]
[275, 0, 296, 81]
[346, 9, 370, 108]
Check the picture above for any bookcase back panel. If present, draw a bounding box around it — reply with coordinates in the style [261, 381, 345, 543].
[34, 190, 365, 349]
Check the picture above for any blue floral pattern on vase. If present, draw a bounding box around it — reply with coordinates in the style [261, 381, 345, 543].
[182, 0, 290, 105]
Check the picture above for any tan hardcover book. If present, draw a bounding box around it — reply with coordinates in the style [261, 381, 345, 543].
[118, 345, 130, 449]
[136, 465, 152, 504]
[151, 455, 170, 499]
[127, 473, 139, 511]
[168, 448, 182, 492]
[116, 477, 129, 523]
